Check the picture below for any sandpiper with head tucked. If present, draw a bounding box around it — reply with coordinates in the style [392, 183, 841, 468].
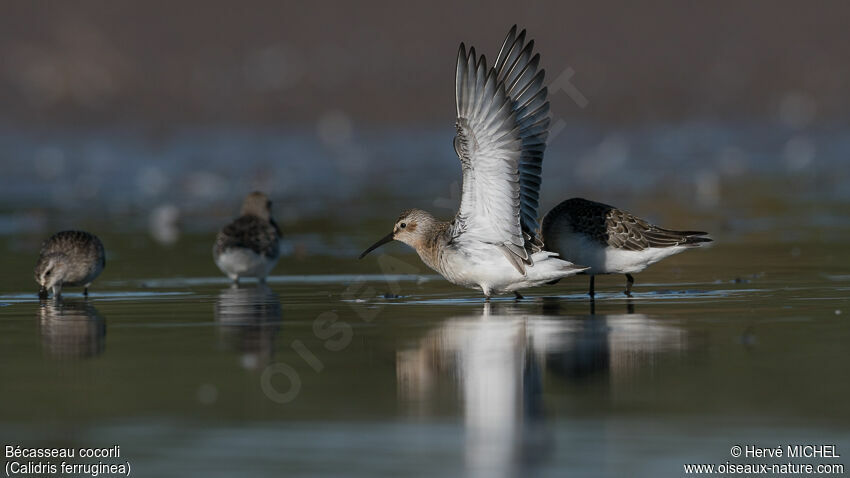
[34, 230, 106, 299]
[360, 26, 587, 298]
[214, 192, 282, 283]
[541, 198, 712, 297]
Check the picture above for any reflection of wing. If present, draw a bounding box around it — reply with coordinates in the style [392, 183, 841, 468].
[396, 303, 548, 476]
[39, 301, 106, 359]
[547, 198, 712, 251]
[493, 26, 550, 250]
[395, 303, 691, 476]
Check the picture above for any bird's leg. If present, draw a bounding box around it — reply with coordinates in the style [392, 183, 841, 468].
[588, 276, 595, 297]
[514, 291, 524, 301]
[589, 296, 596, 315]
[624, 274, 634, 297]
[83, 287, 89, 297]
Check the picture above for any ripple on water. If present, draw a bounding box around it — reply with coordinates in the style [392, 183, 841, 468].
[110, 274, 442, 289]
[0, 291, 193, 304]
[353, 285, 767, 306]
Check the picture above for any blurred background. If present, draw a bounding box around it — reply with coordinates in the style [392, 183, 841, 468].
[0, 0, 847, 239]
[1, 3, 849, 477]
[3, 1, 849, 124]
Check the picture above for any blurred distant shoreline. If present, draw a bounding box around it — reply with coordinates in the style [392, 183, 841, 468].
[0, 120, 847, 222]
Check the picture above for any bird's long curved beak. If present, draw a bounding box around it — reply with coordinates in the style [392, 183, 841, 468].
[359, 232, 394, 259]
[38, 286, 48, 300]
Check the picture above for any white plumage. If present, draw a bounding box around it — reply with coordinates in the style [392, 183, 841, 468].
[360, 27, 587, 298]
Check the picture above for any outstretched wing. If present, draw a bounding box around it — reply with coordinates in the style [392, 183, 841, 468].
[451, 27, 550, 273]
[451, 42, 526, 269]
[493, 25, 550, 251]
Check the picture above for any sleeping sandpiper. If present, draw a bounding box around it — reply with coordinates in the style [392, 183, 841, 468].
[213, 192, 282, 283]
[34, 230, 106, 299]
[541, 198, 712, 297]
[360, 26, 587, 298]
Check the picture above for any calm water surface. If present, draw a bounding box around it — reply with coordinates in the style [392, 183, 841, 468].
[1, 228, 848, 477]
[1, 125, 849, 476]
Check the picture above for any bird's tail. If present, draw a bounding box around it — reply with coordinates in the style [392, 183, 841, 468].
[528, 251, 588, 282]
[679, 230, 713, 247]
[646, 228, 713, 248]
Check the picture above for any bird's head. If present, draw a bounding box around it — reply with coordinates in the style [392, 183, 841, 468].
[34, 254, 68, 299]
[359, 209, 438, 258]
[241, 191, 273, 221]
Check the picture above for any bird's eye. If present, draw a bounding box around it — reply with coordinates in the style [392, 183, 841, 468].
[44, 270, 51, 277]
[400, 222, 407, 228]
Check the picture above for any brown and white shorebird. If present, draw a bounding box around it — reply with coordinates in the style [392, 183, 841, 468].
[359, 26, 587, 298]
[34, 230, 106, 299]
[213, 192, 282, 283]
[541, 198, 712, 297]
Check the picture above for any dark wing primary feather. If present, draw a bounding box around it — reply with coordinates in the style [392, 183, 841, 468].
[451, 41, 527, 266]
[215, 216, 281, 259]
[493, 25, 549, 253]
[451, 26, 553, 273]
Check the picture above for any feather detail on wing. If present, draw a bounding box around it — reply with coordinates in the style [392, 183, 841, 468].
[451, 42, 526, 266]
[493, 25, 549, 253]
[451, 27, 552, 274]
[605, 208, 712, 251]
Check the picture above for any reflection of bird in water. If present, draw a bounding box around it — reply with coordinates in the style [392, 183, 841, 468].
[396, 302, 552, 478]
[534, 298, 688, 390]
[396, 300, 690, 477]
[214, 284, 282, 370]
[38, 300, 106, 359]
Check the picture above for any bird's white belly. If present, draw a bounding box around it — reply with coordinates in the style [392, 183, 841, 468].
[436, 242, 580, 294]
[438, 245, 515, 290]
[600, 247, 685, 274]
[215, 248, 277, 279]
[552, 234, 685, 274]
